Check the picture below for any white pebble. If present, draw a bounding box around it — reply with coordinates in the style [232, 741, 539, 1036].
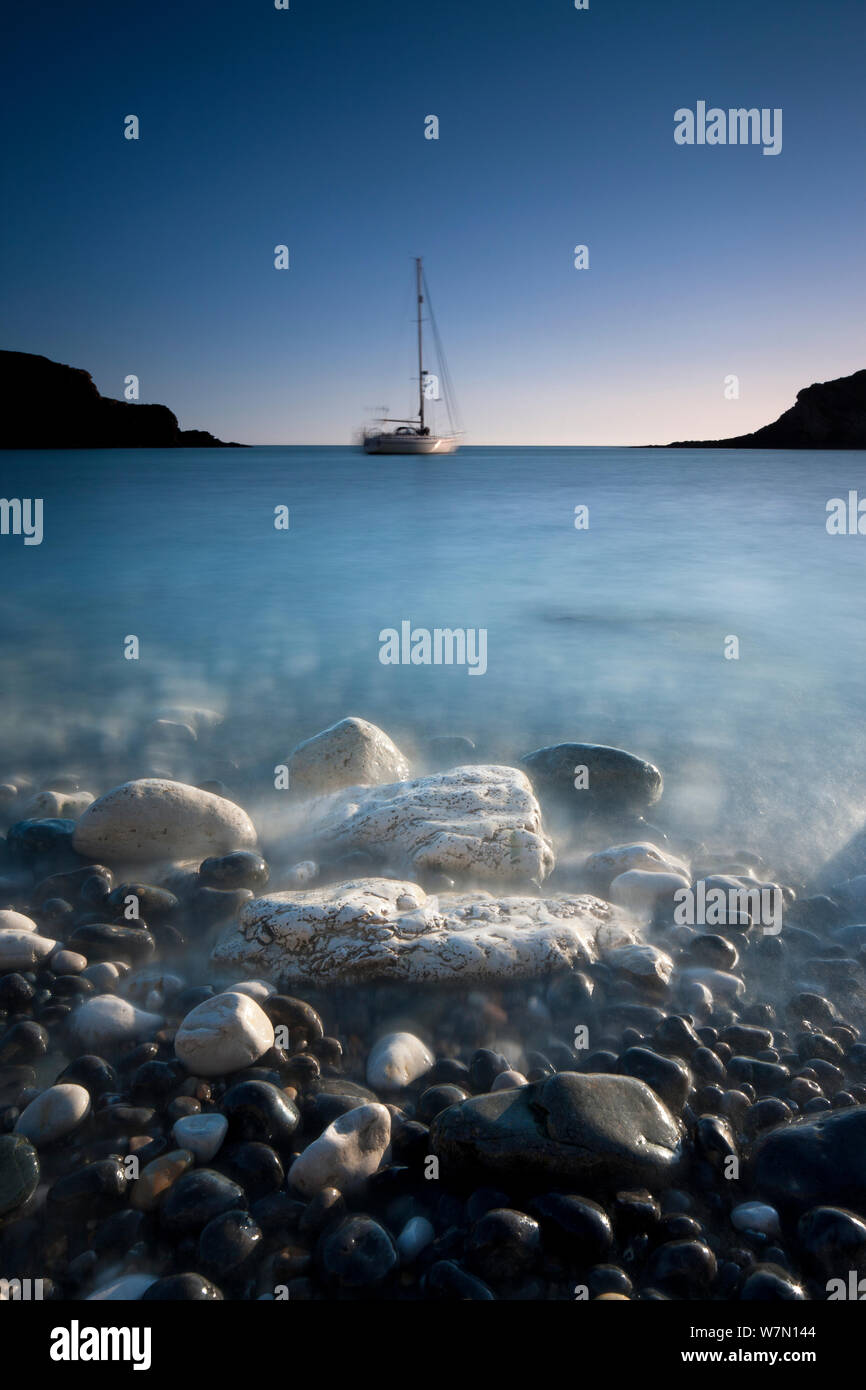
[174, 991, 273, 1076]
[86, 1274, 158, 1301]
[366, 1032, 434, 1091]
[49, 949, 87, 975]
[172, 1112, 229, 1163]
[0, 930, 57, 971]
[226, 980, 275, 1002]
[0, 909, 38, 933]
[397, 1215, 435, 1262]
[14, 1084, 90, 1145]
[289, 1103, 391, 1197]
[731, 1202, 781, 1237]
[70, 996, 163, 1051]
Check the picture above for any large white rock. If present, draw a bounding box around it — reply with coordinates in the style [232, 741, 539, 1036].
[0, 909, 39, 933]
[296, 765, 554, 884]
[14, 1083, 90, 1145]
[366, 1032, 434, 1091]
[174, 990, 274, 1076]
[0, 930, 58, 971]
[69, 996, 163, 1051]
[72, 778, 257, 865]
[289, 1102, 391, 1197]
[290, 717, 410, 796]
[212, 877, 625, 986]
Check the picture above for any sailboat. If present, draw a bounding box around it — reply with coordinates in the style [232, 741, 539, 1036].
[361, 258, 461, 455]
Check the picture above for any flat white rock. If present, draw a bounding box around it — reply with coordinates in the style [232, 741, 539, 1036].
[24, 789, 94, 820]
[290, 716, 410, 795]
[296, 765, 554, 884]
[14, 1083, 91, 1145]
[366, 1032, 434, 1090]
[171, 1112, 229, 1162]
[70, 996, 163, 1051]
[213, 877, 626, 985]
[289, 1102, 391, 1197]
[0, 930, 58, 971]
[72, 778, 257, 865]
[174, 990, 274, 1076]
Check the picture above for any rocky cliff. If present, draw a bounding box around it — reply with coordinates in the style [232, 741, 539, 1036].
[0, 351, 245, 448]
[668, 369, 866, 449]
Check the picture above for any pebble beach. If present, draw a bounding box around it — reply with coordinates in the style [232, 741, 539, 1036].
[3, 711, 866, 1303]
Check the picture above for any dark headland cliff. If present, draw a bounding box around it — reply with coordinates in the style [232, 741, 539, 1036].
[666, 368, 866, 449]
[0, 350, 245, 448]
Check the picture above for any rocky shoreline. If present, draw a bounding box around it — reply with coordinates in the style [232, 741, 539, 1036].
[2, 715, 866, 1301]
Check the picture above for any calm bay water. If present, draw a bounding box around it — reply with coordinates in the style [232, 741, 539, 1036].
[2, 444, 865, 870]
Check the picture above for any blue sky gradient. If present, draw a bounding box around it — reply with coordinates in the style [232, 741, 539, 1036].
[2, 0, 864, 443]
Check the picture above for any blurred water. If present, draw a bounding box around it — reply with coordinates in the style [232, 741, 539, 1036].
[1, 444, 865, 870]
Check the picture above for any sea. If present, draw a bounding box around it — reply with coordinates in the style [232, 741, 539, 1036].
[2, 444, 866, 876]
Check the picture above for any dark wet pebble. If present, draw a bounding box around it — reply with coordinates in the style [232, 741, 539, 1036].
[160, 1168, 247, 1234]
[797, 1205, 866, 1276]
[739, 1264, 807, 1300]
[647, 1239, 717, 1295]
[425, 1259, 495, 1299]
[48, 1157, 127, 1211]
[0, 1133, 39, 1215]
[68, 922, 155, 965]
[529, 1193, 613, 1260]
[221, 1080, 300, 1146]
[0, 1020, 48, 1063]
[199, 1207, 263, 1275]
[218, 1141, 285, 1201]
[618, 1046, 690, 1112]
[199, 851, 269, 891]
[466, 1208, 542, 1281]
[317, 1214, 398, 1289]
[416, 1083, 469, 1123]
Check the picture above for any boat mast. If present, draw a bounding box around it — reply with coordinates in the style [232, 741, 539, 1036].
[416, 256, 424, 430]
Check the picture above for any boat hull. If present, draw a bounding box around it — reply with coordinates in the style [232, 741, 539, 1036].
[363, 433, 460, 455]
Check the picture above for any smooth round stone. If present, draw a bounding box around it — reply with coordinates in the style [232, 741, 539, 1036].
[6, 817, 75, 858]
[172, 1112, 228, 1163]
[289, 717, 410, 796]
[73, 778, 257, 864]
[69, 997, 163, 1052]
[49, 1157, 128, 1209]
[289, 1103, 391, 1197]
[467, 1208, 542, 1281]
[221, 1080, 300, 1146]
[366, 1032, 434, 1091]
[131, 1149, 195, 1211]
[282, 860, 318, 886]
[317, 1214, 398, 1289]
[0, 930, 58, 971]
[529, 1193, 613, 1260]
[262, 995, 324, 1046]
[86, 1274, 157, 1300]
[610, 870, 689, 917]
[396, 1215, 435, 1262]
[200, 851, 269, 891]
[14, 1083, 90, 1145]
[69, 923, 155, 966]
[0, 1020, 49, 1063]
[750, 1106, 866, 1212]
[160, 1168, 246, 1233]
[226, 980, 275, 1002]
[417, 1084, 470, 1123]
[647, 1239, 718, 1295]
[198, 1208, 262, 1274]
[81, 962, 121, 990]
[797, 1205, 866, 1276]
[426, 1259, 494, 1300]
[50, 949, 87, 975]
[491, 1069, 528, 1090]
[218, 1141, 285, 1202]
[521, 742, 662, 812]
[731, 1202, 781, 1237]
[740, 1264, 807, 1300]
[0, 1133, 39, 1215]
[141, 1273, 223, 1300]
[174, 991, 274, 1077]
[618, 1047, 690, 1112]
[57, 1054, 118, 1097]
[0, 909, 38, 933]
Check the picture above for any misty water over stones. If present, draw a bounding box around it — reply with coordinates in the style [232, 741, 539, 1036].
[2, 714, 866, 1302]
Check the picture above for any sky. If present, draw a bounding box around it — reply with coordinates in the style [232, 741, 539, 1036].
[2, 0, 864, 445]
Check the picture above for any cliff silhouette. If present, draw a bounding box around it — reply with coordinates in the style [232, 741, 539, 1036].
[668, 369, 866, 449]
[0, 351, 245, 448]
